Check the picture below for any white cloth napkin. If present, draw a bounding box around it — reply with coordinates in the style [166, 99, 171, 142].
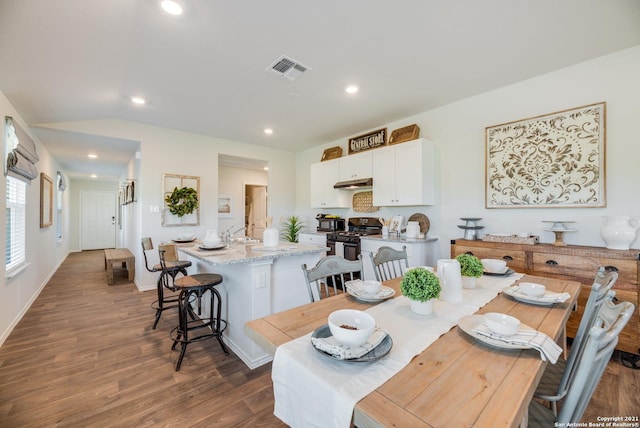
[472, 323, 563, 363]
[311, 329, 388, 360]
[345, 280, 394, 298]
[505, 285, 570, 303]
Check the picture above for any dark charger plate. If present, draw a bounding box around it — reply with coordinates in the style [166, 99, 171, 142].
[311, 324, 393, 363]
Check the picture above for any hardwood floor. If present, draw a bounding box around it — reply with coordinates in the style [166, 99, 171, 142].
[0, 250, 637, 427]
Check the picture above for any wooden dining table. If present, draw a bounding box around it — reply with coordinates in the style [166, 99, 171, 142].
[244, 274, 580, 428]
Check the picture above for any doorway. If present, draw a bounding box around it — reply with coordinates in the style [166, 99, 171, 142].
[80, 190, 117, 250]
[245, 184, 267, 239]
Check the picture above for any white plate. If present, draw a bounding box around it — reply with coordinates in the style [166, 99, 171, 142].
[345, 281, 395, 302]
[503, 286, 557, 306]
[172, 237, 196, 243]
[483, 268, 514, 276]
[198, 243, 227, 250]
[458, 315, 534, 350]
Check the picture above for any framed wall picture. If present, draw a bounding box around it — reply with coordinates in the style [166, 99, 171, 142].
[40, 172, 53, 228]
[162, 173, 200, 226]
[217, 194, 233, 218]
[485, 102, 606, 208]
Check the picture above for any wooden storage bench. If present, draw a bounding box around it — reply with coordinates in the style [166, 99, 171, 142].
[104, 248, 135, 285]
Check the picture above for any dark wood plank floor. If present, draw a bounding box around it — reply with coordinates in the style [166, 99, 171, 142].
[0, 250, 637, 427]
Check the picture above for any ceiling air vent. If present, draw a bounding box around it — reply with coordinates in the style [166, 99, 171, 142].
[266, 55, 310, 81]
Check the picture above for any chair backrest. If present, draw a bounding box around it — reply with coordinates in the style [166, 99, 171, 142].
[370, 245, 409, 281]
[301, 255, 363, 302]
[141, 237, 155, 272]
[557, 298, 634, 424]
[555, 267, 618, 397]
[158, 243, 179, 262]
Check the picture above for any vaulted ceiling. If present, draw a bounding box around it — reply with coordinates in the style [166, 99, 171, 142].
[1, 0, 639, 179]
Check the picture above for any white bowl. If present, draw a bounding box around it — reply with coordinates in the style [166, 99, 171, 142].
[202, 239, 221, 248]
[328, 309, 375, 347]
[178, 233, 194, 240]
[361, 280, 382, 294]
[481, 258, 507, 273]
[518, 282, 546, 297]
[484, 312, 521, 336]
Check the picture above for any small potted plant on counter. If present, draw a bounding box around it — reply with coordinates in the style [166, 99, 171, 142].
[281, 215, 305, 243]
[456, 253, 484, 289]
[400, 267, 441, 315]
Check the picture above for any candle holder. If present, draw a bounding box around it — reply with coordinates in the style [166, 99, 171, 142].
[542, 221, 576, 246]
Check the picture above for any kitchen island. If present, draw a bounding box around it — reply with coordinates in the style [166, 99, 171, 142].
[178, 241, 327, 368]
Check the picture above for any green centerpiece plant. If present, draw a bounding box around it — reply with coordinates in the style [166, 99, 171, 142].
[281, 215, 304, 243]
[401, 267, 441, 315]
[456, 253, 483, 289]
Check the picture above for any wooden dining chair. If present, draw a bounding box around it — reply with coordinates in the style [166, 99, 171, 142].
[301, 255, 363, 302]
[534, 267, 618, 414]
[528, 298, 634, 426]
[370, 245, 409, 281]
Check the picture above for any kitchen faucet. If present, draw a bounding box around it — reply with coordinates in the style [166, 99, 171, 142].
[222, 227, 246, 243]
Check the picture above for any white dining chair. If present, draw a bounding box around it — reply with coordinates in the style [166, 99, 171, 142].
[370, 245, 409, 281]
[528, 298, 634, 426]
[534, 267, 618, 414]
[301, 255, 363, 302]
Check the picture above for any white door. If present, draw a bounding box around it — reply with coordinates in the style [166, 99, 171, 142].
[81, 190, 116, 250]
[250, 186, 267, 239]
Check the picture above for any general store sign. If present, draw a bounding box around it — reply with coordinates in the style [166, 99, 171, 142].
[348, 128, 387, 155]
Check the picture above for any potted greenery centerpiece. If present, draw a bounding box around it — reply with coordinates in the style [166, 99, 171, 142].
[456, 253, 484, 289]
[281, 215, 304, 243]
[400, 267, 442, 315]
[165, 186, 199, 217]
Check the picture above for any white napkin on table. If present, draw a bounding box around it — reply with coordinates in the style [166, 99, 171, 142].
[345, 280, 394, 298]
[311, 329, 388, 360]
[472, 323, 563, 363]
[505, 285, 570, 303]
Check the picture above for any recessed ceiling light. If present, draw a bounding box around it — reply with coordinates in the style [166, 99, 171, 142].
[264, 128, 273, 135]
[88, 154, 97, 159]
[345, 85, 359, 94]
[131, 96, 146, 105]
[161, 0, 183, 15]
[263, 167, 269, 171]
[90, 174, 97, 179]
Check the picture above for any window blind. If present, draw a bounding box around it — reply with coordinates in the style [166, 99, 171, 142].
[6, 176, 26, 272]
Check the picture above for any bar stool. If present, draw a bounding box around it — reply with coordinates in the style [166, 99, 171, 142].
[168, 270, 229, 371]
[141, 237, 192, 329]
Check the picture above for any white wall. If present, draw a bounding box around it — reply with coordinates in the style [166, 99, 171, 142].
[295, 45, 640, 261]
[0, 91, 71, 345]
[218, 165, 268, 235]
[38, 120, 297, 290]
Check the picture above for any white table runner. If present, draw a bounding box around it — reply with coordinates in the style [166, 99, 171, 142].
[272, 273, 523, 428]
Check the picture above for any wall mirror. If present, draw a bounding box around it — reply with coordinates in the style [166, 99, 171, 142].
[40, 172, 53, 228]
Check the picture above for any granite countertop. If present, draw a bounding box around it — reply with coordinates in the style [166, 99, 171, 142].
[177, 241, 327, 266]
[360, 234, 438, 244]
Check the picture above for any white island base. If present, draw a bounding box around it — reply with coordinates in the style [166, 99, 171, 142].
[179, 242, 326, 369]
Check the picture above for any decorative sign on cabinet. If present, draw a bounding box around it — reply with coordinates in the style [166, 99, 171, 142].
[451, 238, 640, 356]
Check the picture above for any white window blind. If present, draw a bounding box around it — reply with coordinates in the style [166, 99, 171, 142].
[6, 175, 26, 272]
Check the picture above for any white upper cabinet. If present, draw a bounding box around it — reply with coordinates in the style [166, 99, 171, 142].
[310, 158, 350, 208]
[338, 151, 372, 181]
[372, 138, 435, 206]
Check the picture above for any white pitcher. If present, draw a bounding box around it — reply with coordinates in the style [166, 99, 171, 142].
[437, 259, 463, 303]
[601, 215, 640, 250]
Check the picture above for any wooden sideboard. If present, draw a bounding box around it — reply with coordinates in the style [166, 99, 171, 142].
[451, 239, 640, 355]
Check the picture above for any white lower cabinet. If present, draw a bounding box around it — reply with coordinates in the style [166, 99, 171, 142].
[298, 232, 328, 246]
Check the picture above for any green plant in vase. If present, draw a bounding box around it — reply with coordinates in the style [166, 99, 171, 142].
[400, 267, 441, 315]
[456, 253, 483, 289]
[281, 215, 305, 243]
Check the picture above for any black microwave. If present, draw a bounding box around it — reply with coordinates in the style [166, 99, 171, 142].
[316, 216, 345, 232]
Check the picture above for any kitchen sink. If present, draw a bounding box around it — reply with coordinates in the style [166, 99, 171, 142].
[232, 237, 261, 244]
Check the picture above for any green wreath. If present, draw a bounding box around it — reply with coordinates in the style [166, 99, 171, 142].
[165, 186, 199, 217]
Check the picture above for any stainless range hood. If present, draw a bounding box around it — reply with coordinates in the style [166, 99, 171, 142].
[333, 177, 373, 189]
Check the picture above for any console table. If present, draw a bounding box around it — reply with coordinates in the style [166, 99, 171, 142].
[451, 239, 640, 355]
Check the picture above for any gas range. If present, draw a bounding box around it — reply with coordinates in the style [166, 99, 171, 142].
[327, 230, 380, 243]
[326, 217, 383, 255]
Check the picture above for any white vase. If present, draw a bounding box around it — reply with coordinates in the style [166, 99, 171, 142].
[461, 276, 477, 289]
[601, 215, 640, 250]
[410, 299, 434, 315]
[263, 228, 279, 247]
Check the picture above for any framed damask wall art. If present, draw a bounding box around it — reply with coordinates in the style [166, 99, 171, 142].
[485, 102, 606, 208]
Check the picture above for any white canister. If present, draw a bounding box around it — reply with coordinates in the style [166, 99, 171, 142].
[406, 221, 420, 239]
[437, 259, 463, 303]
[263, 228, 279, 247]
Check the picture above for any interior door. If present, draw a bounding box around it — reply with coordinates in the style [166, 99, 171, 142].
[249, 185, 267, 239]
[81, 190, 116, 250]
